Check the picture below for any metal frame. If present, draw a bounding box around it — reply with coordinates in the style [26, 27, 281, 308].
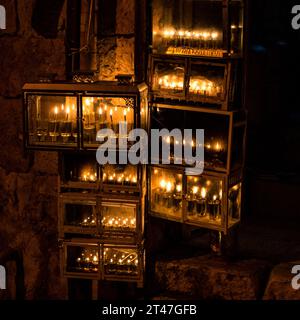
[149, 164, 243, 234]
[149, 55, 241, 110]
[22, 82, 148, 151]
[149, 0, 244, 59]
[99, 195, 143, 244]
[60, 239, 145, 286]
[58, 193, 99, 238]
[150, 102, 247, 174]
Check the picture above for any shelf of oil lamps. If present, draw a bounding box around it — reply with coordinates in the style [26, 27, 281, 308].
[186, 186, 222, 225]
[156, 29, 226, 58]
[188, 77, 223, 99]
[151, 0, 244, 58]
[59, 196, 98, 237]
[103, 247, 140, 278]
[101, 200, 140, 237]
[150, 169, 183, 222]
[75, 249, 99, 273]
[101, 164, 139, 193]
[159, 136, 227, 170]
[83, 98, 134, 144]
[23, 82, 148, 150]
[31, 104, 79, 146]
[59, 153, 100, 191]
[150, 166, 243, 232]
[63, 243, 100, 277]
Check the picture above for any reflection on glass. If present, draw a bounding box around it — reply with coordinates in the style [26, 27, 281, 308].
[186, 176, 222, 225]
[153, 62, 185, 96]
[228, 183, 242, 224]
[151, 167, 182, 219]
[63, 154, 98, 184]
[102, 164, 138, 187]
[101, 203, 136, 232]
[82, 97, 134, 146]
[104, 247, 139, 276]
[152, 0, 243, 57]
[28, 95, 77, 146]
[67, 246, 99, 273]
[189, 64, 225, 99]
[64, 203, 96, 228]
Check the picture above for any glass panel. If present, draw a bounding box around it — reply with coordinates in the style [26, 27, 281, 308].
[231, 125, 245, 170]
[186, 175, 223, 226]
[27, 95, 77, 147]
[66, 245, 99, 274]
[152, 0, 224, 57]
[104, 247, 139, 277]
[185, 111, 229, 170]
[230, 2, 243, 55]
[150, 167, 183, 220]
[228, 183, 242, 226]
[152, 61, 185, 97]
[63, 154, 99, 184]
[189, 63, 226, 100]
[101, 202, 137, 232]
[64, 203, 96, 228]
[102, 164, 138, 187]
[82, 97, 135, 147]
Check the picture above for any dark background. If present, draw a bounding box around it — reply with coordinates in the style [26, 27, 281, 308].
[245, 0, 300, 219]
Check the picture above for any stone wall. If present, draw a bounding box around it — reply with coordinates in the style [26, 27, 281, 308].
[0, 0, 136, 300]
[97, 0, 135, 80]
[0, 0, 66, 299]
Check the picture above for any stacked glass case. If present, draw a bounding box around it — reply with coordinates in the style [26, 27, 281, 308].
[148, 0, 245, 236]
[23, 81, 148, 287]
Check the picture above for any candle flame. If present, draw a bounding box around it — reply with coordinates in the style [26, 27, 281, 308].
[201, 187, 207, 199]
[54, 106, 58, 114]
[166, 182, 172, 192]
[160, 179, 166, 189]
[176, 184, 182, 193]
[192, 186, 199, 194]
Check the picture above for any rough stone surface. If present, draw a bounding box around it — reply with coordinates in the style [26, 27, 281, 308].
[116, 0, 135, 34]
[97, 37, 134, 80]
[155, 255, 271, 300]
[263, 261, 300, 300]
[0, 0, 66, 300]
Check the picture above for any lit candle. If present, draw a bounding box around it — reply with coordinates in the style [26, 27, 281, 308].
[110, 109, 113, 128]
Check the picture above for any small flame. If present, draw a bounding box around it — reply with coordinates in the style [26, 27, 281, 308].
[201, 187, 207, 199]
[192, 186, 199, 194]
[176, 184, 182, 193]
[160, 179, 166, 189]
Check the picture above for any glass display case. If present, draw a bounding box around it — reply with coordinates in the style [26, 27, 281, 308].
[24, 94, 78, 148]
[103, 245, 144, 284]
[152, 0, 244, 58]
[151, 104, 246, 173]
[152, 59, 186, 99]
[61, 241, 144, 284]
[59, 194, 98, 237]
[62, 241, 101, 279]
[150, 56, 241, 110]
[150, 167, 183, 222]
[82, 96, 135, 148]
[99, 197, 141, 243]
[101, 164, 140, 193]
[149, 165, 242, 233]
[60, 153, 100, 191]
[23, 82, 148, 151]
